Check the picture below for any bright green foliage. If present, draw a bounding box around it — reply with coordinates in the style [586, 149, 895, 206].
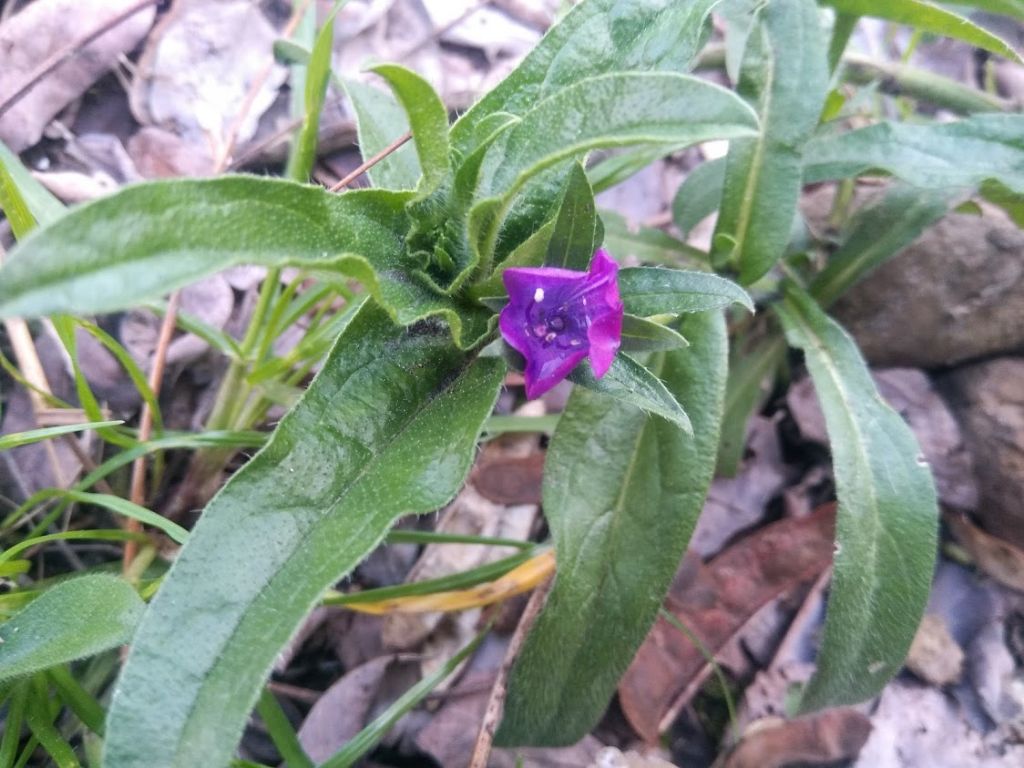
[102, 302, 504, 768]
[620, 315, 690, 352]
[343, 79, 420, 189]
[545, 163, 599, 270]
[498, 311, 727, 745]
[712, 0, 829, 284]
[0, 575, 143, 680]
[775, 287, 938, 712]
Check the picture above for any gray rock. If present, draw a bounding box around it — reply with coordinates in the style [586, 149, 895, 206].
[942, 357, 1024, 549]
[831, 206, 1024, 368]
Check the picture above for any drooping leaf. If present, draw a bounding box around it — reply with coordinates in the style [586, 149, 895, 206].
[342, 79, 420, 189]
[810, 184, 955, 307]
[451, 0, 724, 154]
[803, 114, 1024, 192]
[103, 302, 505, 768]
[619, 315, 689, 352]
[498, 310, 727, 745]
[819, 0, 1022, 61]
[569, 353, 693, 434]
[774, 286, 938, 713]
[618, 267, 754, 316]
[476, 72, 759, 202]
[0, 575, 143, 680]
[370, 65, 450, 196]
[0, 178, 490, 348]
[711, 0, 829, 283]
[672, 157, 726, 237]
[545, 162, 598, 270]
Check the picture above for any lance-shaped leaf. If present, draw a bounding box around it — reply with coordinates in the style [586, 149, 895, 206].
[569, 353, 693, 434]
[370, 64, 450, 197]
[620, 315, 689, 353]
[545, 162, 598, 271]
[476, 72, 759, 202]
[619, 267, 754, 316]
[775, 286, 938, 713]
[343, 79, 420, 189]
[497, 310, 727, 746]
[672, 156, 725, 237]
[819, 0, 1022, 62]
[0, 575, 143, 681]
[711, 0, 828, 283]
[803, 114, 1024, 192]
[601, 210, 706, 266]
[451, 0, 724, 154]
[0, 178, 491, 348]
[103, 302, 505, 768]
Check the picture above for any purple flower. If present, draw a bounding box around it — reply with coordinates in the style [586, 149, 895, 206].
[499, 249, 623, 399]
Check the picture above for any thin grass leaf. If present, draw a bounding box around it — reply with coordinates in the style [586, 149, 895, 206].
[0, 421, 122, 451]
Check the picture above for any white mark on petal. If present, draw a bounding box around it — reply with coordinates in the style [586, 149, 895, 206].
[534, 288, 545, 302]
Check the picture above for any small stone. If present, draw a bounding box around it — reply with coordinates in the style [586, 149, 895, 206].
[907, 614, 964, 687]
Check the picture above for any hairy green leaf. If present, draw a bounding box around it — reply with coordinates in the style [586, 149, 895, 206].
[619, 267, 754, 316]
[712, 0, 829, 283]
[569, 353, 692, 434]
[343, 79, 420, 189]
[803, 114, 1024, 192]
[0, 178, 491, 348]
[451, 0, 724, 154]
[370, 65, 450, 196]
[775, 286, 938, 713]
[103, 302, 504, 768]
[820, 0, 1022, 61]
[672, 157, 726, 237]
[498, 311, 727, 745]
[477, 72, 759, 202]
[601, 210, 706, 266]
[620, 315, 689, 352]
[0, 575, 143, 680]
[545, 163, 598, 270]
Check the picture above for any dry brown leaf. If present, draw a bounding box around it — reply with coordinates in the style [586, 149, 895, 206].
[723, 710, 872, 768]
[619, 506, 837, 742]
[0, 0, 155, 151]
[906, 613, 964, 687]
[948, 513, 1024, 593]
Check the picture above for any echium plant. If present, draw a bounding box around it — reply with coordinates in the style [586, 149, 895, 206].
[0, 0, 1021, 764]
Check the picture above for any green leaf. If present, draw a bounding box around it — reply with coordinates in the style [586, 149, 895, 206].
[370, 64, 450, 196]
[0, 575, 143, 680]
[618, 267, 754, 316]
[343, 79, 420, 189]
[451, 0, 724, 155]
[946, 0, 1024, 21]
[711, 0, 829, 283]
[820, 0, 1023, 61]
[620, 315, 689, 352]
[545, 163, 598, 270]
[716, 330, 785, 477]
[0, 421, 122, 451]
[0, 178, 491, 348]
[774, 286, 938, 713]
[672, 157, 726, 237]
[810, 184, 954, 307]
[285, 1, 343, 182]
[498, 310, 728, 745]
[588, 145, 675, 193]
[103, 301, 505, 768]
[803, 114, 1024, 192]
[569, 354, 692, 434]
[980, 178, 1024, 226]
[476, 72, 759, 203]
[601, 210, 706, 266]
[0, 151, 34, 239]
[0, 139, 64, 229]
